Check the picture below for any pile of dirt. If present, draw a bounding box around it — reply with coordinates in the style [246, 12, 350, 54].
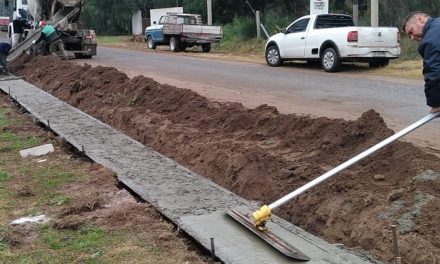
[12, 55, 440, 264]
[2, 225, 38, 248]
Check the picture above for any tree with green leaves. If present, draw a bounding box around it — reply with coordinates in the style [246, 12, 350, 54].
[81, 0, 440, 35]
[81, 0, 144, 35]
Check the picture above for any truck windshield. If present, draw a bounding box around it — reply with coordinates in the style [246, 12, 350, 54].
[315, 15, 354, 29]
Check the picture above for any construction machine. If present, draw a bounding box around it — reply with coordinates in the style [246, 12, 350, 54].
[7, 0, 97, 62]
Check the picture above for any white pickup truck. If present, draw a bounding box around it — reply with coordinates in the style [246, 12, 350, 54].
[265, 14, 401, 72]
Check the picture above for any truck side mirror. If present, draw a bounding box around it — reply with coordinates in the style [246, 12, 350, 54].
[153, 21, 157, 25]
[281, 28, 287, 34]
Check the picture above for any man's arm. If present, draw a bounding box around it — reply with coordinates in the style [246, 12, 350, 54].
[420, 42, 440, 108]
[34, 32, 45, 45]
[23, 20, 31, 29]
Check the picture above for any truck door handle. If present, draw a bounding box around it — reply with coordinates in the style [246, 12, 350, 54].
[301, 37, 305, 39]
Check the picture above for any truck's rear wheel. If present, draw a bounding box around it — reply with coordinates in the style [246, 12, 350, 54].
[265, 45, 283, 67]
[321, 47, 340, 72]
[202, 43, 211, 52]
[147, 36, 156, 49]
[170, 37, 180, 52]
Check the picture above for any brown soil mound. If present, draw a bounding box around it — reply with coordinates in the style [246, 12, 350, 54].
[12, 55, 440, 264]
[60, 192, 104, 216]
[2, 225, 38, 248]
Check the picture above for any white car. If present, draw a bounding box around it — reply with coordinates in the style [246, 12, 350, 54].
[265, 14, 401, 72]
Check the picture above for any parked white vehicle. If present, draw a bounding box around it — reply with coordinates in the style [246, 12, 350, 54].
[265, 14, 401, 72]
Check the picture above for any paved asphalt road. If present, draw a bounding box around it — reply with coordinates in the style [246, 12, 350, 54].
[78, 47, 439, 151]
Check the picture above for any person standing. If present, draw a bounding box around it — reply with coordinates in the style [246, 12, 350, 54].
[32, 21, 68, 60]
[403, 12, 440, 113]
[11, 15, 28, 49]
[0, 42, 12, 75]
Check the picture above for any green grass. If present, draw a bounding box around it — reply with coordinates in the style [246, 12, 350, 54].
[22, 207, 40, 217]
[0, 107, 23, 129]
[18, 166, 74, 191]
[0, 185, 10, 223]
[0, 225, 110, 263]
[0, 131, 40, 153]
[0, 170, 11, 224]
[0, 170, 10, 182]
[368, 58, 423, 79]
[0, 185, 6, 200]
[36, 168, 73, 190]
[0, 226, 8, 252]
[48, 193, 69, 206]
[38, 225, 114, 262]
[0, 240, 7, 251]
[0, 108, 10, 128]
[19, 165, 78, 209]
[96, 36, 132, 45]
[0, 225, 167, 264]
[214, 38, 264, 55]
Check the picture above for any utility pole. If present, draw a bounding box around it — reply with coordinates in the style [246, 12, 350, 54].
[207, 0, 212, 25]
[256, 11, 261, 39]
[245, 1, 269, 39]
[371, 0, 378, 26]
[352, 0, 358, 25]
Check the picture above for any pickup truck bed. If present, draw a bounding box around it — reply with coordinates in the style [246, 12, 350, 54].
[163, 24, 222, 43]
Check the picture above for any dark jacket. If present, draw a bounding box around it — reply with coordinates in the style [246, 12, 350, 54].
[12, 19, 28, 34]
[418, 17, 440, 107]
[0, 42, 12, 55]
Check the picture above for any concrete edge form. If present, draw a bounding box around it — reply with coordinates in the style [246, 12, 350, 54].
[0, 76, 383, 264]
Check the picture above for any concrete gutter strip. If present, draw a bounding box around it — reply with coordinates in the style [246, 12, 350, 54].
[0, 77, 382, 264]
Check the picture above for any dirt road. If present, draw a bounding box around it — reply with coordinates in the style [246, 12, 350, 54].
[75, 47, 439, 152]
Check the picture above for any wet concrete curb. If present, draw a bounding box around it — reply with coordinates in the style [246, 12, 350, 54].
[0, 78, 382, 264]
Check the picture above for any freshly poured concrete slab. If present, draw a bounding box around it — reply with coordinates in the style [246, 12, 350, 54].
[180, 209, 377, 264]
[0, 77, 382, 264]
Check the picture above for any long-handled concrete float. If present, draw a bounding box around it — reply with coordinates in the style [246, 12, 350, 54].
[228, 112, 439, 261]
